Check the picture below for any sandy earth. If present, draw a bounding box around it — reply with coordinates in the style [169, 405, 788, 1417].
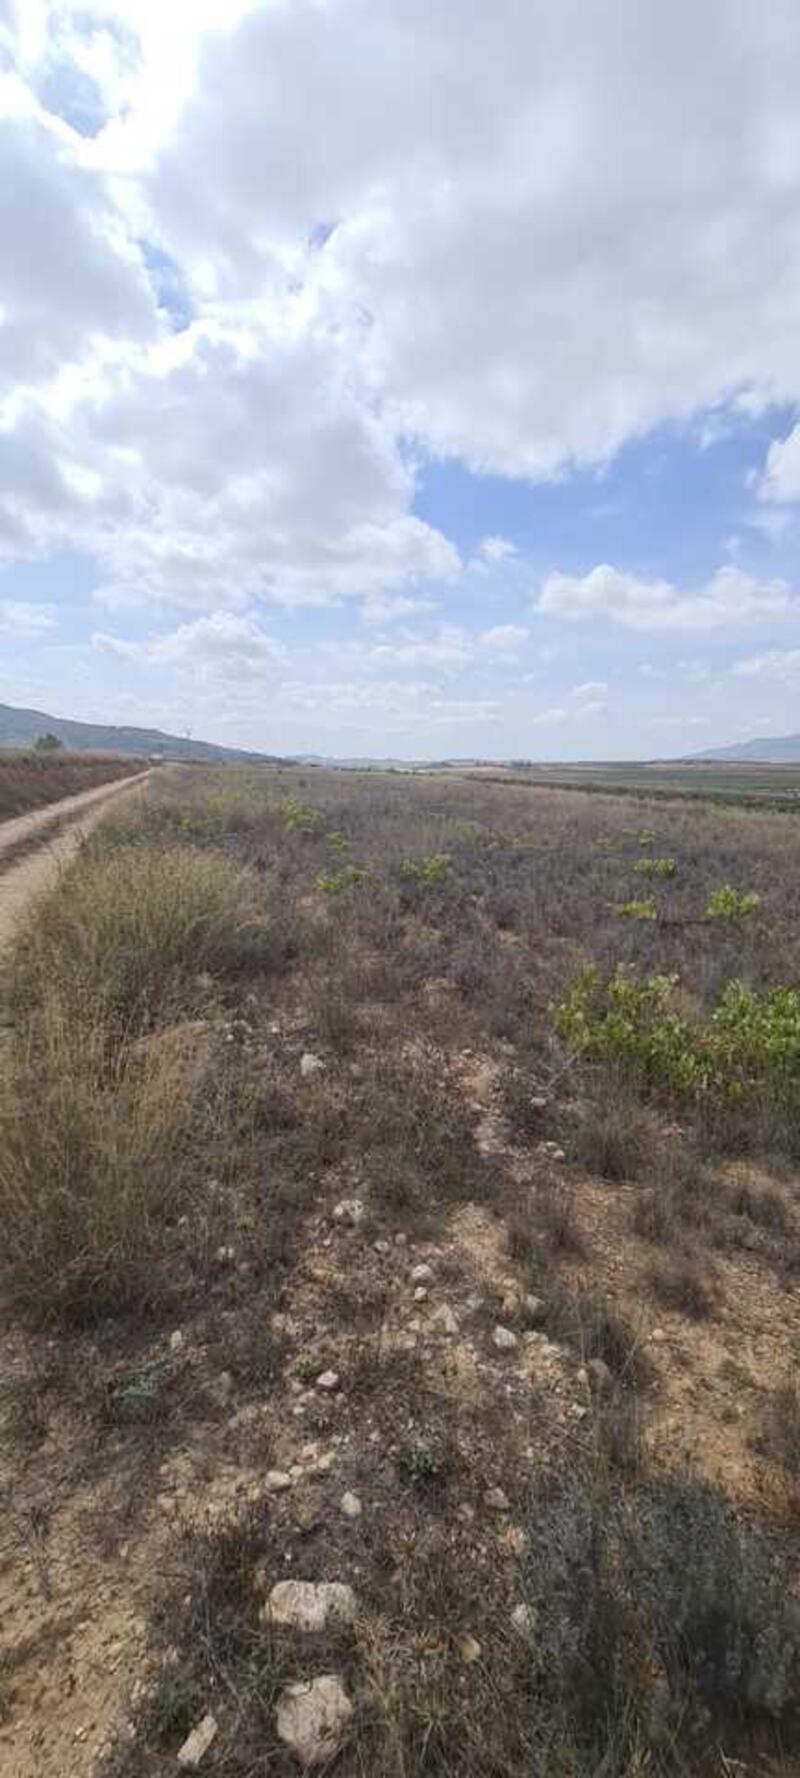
[0, 772, 150, 953]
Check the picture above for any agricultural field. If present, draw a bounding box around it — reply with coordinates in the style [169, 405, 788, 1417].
[441, 758, 800, 808]
[2, 762, 800, 1777]
[0, 751, 146, 823]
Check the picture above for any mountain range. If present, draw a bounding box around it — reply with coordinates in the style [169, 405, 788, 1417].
[696, 733, 800, 764]
[0, 701, 283, 764]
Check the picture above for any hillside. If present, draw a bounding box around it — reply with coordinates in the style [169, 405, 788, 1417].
[0, 701, 283, 764]
[696, 732, 800, 764]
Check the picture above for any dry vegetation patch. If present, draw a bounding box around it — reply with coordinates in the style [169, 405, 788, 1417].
[2, 764, 800, 1777]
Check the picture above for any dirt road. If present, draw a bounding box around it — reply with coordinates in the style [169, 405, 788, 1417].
[0, 769, 150, 953]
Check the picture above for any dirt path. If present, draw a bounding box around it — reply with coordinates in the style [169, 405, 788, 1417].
[0, 770, 150, 953]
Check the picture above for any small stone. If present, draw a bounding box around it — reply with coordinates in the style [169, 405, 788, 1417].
[289, 1465, 304, 1483]
[523, 1294, 546, 1325]
[395, 1232, 408, 1247]
[431, 1303, 459, 1335]
[265, 1470, 292, 1492]
[537, 1140, 566, 1162]
[300, 1052, 325, 1078]
[501, 1524, 528, 1556]
[484, 1486, 511, 1512]
[411, 1263, 434, 1284]
[492, 1325, 519, 1353]
[314, 1451, 335, 1473]
[651, 1327, 667, 1344]
[340, 1490, 362, 1519]
[264, 1579, 357, 1632]
[177, 1712, 218, 1769]
[511, 1602, 536, 1636]
[316, 1369, 340, 1393]
[413, 1286, 428, 1303]
[333, 1198, 365, 1226]
[276, 1674, 353, 1767]
[586, 1357, 613, 1394]
[169, 1329, 185, 1354]
[374, 1239, 390, 1254]
[457, 1634, 482, 1664]
[216, 1244, 235, 1264]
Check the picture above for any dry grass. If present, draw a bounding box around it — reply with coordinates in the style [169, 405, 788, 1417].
[5, 763, 800, 1776]
[0, 751, 144, 822]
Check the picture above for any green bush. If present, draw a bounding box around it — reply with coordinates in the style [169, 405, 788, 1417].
[315, 863, 371, 893]
[616, 897, 659, 920]
[705, 884, 761, 919]
[275, 795, 324, 833]
[554, 965, 800, 1113]
[634, 856, 677, 879]
[399, 853, 452, 885]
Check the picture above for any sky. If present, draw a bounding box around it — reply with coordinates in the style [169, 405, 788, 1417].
[1, 3, 800, 759]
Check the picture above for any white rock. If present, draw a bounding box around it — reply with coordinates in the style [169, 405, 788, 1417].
[276, 1675, 353, 1767]
[177, 1712, 218, 1769]
[169, 1330, 185, 1353]
[265, 1470, 292, 1492]
[333, 1198, 365, 1226]
[411, 1263, 434, 1284]
[586, 1357, 613, 1394]
[484, 1486, 511, 1512]
[511, 1602, 536, 1635]
[300, 1052, 325, 1078]
[340, 1491, 362, 1519]
[523, 1294, 546, 1325]
[457, 1634, 482, 1664]
[373, 1239, 390, 1254]
[430, 1303, 459, 1336]
[492, 1325, 519, 1353]
[316, 1369, 340, 1393]
[413, 1286, 428, 1303]
[264, 1580, 357, 1633]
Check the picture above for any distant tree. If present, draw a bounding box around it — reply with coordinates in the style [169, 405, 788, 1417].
[34, 732, 63, 752]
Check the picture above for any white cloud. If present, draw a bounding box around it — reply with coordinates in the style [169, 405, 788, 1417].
[537, 563, 795, 632]
[357, 625, 470, 667]
[757, 424, 800, 504]
[147, 1, 800, 478]
[94, 610, 285, 682]
[479, 536, 517, 562]
[734, 649, 800, 686]
[477, 623, 528, 652]
[570, 679, 608, 698]
[0, 597, 55, 636]
[574, 700, 609, 718]
[531, 706, 568, 725]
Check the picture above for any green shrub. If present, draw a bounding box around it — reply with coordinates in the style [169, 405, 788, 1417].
[399, 853, 452, 885]
[634, 856, 676, 879]
[315, 863, 371, 893]
[554, 965, 800, 1113]
[616, 896, 659, 920]
[275, 795, 324, 833]
[325, 829, 351, 856]
[705, 884, 761, 919]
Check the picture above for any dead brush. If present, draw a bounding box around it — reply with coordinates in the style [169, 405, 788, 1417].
[0, 989, 200, 1321]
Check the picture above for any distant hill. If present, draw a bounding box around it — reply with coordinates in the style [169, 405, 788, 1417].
[0, 701, 285, 764]
[695, 733, 800, 765]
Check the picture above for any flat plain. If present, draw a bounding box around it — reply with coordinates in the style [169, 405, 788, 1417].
[1, 762, 800, 1778]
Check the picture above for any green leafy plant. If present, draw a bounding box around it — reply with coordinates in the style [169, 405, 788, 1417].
[315, 863, 371, 893]
[616, 897, 659, 920]
[705, 884, 761, 920]
[275, 795, 324, 833]
[634, 856, 676, 879]
[325, 830, 351, 856]
[399, 853, 452, 885]
[554, 965, 800, 1112]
